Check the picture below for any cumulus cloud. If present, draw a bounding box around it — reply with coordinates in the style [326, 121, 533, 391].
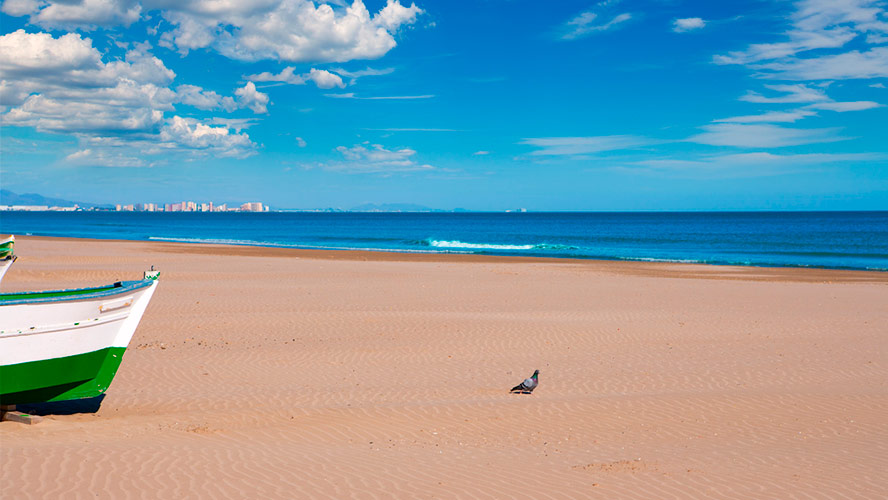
[673, 17, 705, 32]
[328, 142, 434, 173]
[160, 116, 254, 157]
[16, 0, 142, 29]
[247, 67, 345, 89]
[176, 85, 238, 112]
[5, 1, 424, 63]
[163, 0, 423, 62]
[305, 68, 344, 89]
[235, 82, 270, 114]
[0, 29, 102, 75]
[0, 29, 257, 162]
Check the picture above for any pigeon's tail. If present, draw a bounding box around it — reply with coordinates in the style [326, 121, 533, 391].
[510, 383, 526, 393]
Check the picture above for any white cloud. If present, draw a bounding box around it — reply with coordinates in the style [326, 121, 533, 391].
[24, 0, 142, 29]
[65, 148, 149, 167]
[714, 29, 856, 66]
[757, 47, 888, 80]
[235, 82, 270, 114]
[306, 68, 345, 89]
[739, 84, 830, 103]
[871, 82, 886, 88]
[0, 29, 258, 162]
[295, 136, 307, 147]
[176, 85, 238, 112]
[160, 116, 254, 157]
[714, 0, 888, 81]
[5, 1, 424, 63]
[634, 151, 887, 175]
[324, 93, 434, 99]
[248, 67, 345, 88]
[673, 17, 705, 33]
[0, 29, 101, 74]
[164, 0, 423, 62]
[364, 127, 458, 132]
[248, 67, 307, 85]
[687, 123, 845, 148]
[521, 135, 654, 155]
[714, 109, 818, 123]
[806, 100, 882, 111]
[207, 117, 259, 132]
[328, 142, 434, 173]
[330, 66, 394, 84]
[562, 11, 632, 39]
[473, 150, 490, 155]
[1, 0, 42, 17]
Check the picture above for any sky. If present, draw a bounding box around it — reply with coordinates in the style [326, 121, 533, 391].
[1, 0, 887, 211]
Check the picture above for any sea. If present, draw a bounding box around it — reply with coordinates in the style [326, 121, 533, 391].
[1, 211, 886, 271]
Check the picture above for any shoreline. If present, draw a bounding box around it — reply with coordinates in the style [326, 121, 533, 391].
[16, 234, 888, 284]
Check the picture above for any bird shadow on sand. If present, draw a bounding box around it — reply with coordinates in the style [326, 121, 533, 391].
[509, 391, 534, 395]
[16, 395, 106, 416]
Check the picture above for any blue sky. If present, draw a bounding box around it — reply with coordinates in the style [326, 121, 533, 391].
[1, 0, 887, 210]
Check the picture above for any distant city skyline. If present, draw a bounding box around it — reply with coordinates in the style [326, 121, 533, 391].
[1, 199, 267, 212]
[1, 1, 887, 210]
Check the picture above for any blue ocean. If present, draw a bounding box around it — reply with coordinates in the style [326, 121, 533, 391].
[1, 211, 886, 271]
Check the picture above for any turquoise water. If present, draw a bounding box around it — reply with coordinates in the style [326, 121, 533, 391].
[1, 211, 886, 270]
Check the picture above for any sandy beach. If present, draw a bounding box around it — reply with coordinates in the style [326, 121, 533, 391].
[1, 235, 886, 499]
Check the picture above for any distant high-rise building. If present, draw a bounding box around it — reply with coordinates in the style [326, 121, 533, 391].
[240, 202, 263, 212]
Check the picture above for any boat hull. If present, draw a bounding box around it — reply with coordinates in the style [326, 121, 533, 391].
[0, 278, 157, 405]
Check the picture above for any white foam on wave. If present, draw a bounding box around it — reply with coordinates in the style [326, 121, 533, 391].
[149, 236, 274, 246]
[428, 240, 536, 251]
[148, 236, 472, 254]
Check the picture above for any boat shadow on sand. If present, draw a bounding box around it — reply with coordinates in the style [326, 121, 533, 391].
[16, 394, 106, 416]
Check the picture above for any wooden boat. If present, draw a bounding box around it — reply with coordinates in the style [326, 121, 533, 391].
[0, 235, 14, 284]
[0, 264, 159, 405]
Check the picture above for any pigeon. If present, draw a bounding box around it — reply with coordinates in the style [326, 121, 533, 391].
[510, 369, 539, 394]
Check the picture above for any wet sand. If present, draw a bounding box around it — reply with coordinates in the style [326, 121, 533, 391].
[2, 236, 886, 499]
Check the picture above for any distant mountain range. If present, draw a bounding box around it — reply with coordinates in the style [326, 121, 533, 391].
[349, 203, 470, 212]
[0, 190, 110, 208]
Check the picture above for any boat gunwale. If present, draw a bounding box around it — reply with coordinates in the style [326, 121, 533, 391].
[0, 279, 154, 306]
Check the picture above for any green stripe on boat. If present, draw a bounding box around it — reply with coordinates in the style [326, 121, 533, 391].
[0, 347, 127, 405]
[0, 285, 118, 302]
